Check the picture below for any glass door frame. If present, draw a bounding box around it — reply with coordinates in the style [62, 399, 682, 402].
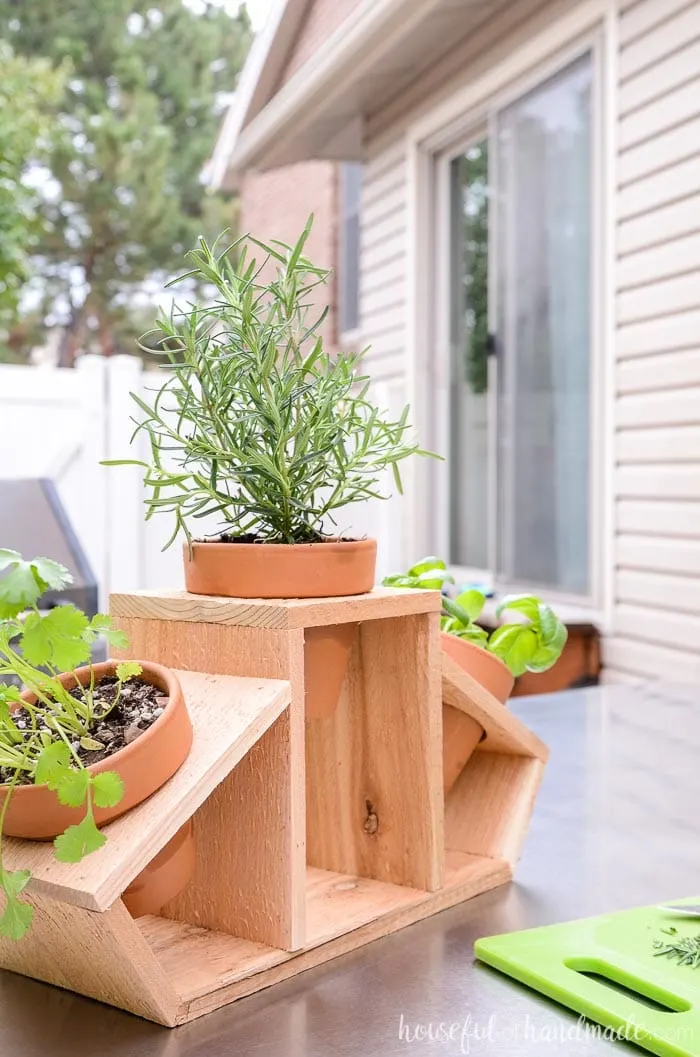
[429, 30, 606, 609]
[433, 122, 495, 585]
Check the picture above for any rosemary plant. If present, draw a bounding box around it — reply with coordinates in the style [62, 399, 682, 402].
[105, 218, 431, 546]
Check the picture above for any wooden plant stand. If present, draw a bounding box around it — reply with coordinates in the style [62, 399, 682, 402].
[0, 588, 547, 1026]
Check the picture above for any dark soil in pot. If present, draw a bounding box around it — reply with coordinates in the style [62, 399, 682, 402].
[215, 532, 357, 545]
[1, 660, 192, 839]
[0, 675, 167, 784]
[0, 660, 195, 913]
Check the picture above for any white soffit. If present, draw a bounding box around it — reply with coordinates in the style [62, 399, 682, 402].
[211, 0, 494, 188]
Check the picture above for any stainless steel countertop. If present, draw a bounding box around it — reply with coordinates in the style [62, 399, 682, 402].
[2, 683, 699, 1056]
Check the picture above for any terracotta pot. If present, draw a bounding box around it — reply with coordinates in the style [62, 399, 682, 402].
[304, 623, 357, 719]
[441, 633, 514, 703]
[183, 538, 377, 718]
[182, 538, 377, 599]
[442, 706, 483, 798]
[441, 632, 515, 798]
[123, 819, 195, 918]
[1, 660, 193, 840]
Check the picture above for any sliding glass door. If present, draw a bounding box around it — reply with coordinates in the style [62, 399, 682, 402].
[447, 52, 593, 596]
[449, 139, 490, 570]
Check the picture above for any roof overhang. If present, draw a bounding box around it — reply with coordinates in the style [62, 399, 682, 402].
[211, 0, 493, 190]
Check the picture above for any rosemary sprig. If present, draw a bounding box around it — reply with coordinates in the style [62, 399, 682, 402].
[103, 218, 434, 546]
[653, 930, 700, 968]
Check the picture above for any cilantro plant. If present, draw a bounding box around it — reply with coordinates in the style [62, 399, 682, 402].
[383, 556, 567, 677]
[0, 549, 142, 940]
[104, 218, 432, 547]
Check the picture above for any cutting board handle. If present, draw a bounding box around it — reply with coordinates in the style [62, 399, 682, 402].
[565, 958, 690, 1015]
[474, 910, 700, 1056]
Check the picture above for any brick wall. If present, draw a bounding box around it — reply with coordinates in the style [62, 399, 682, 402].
[278, 0, 361, 88]
[239, 0, 363, 348]
[241, 160, 338, 346]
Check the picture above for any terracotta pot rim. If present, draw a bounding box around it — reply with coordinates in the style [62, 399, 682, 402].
[185, 538, 376, 552]
[5, 659, 181, 796]
[440, 632, 512, 675]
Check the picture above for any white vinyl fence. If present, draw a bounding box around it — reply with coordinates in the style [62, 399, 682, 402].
[0, 356, 400, 604]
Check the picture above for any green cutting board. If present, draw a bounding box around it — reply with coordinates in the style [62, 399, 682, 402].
[475, 897, 700, 1057]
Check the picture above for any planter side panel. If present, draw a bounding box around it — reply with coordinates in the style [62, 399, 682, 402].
[306, 612, 443, 891]
[162, 712, 301, 950]
[113, 616, 306, 951]
[0, 895, 180, 1026]
[445, 751, 546, 866]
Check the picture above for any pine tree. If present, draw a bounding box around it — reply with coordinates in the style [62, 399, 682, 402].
[0, 0, 251, 364]
[0, 43, 65, 354]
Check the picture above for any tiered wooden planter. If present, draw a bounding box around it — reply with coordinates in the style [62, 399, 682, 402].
[0, 588, 547, 1026]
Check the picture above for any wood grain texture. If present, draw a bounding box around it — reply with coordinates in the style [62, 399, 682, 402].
[2, 670, 291, 910]
[110, 587, 440, 630]
[162, 713, 302, 951]
[442, 653, 548, 761]
[306, 613, 443, 892]
[445, 752, 546, 867]
[137, 853, 510, 1023]
[0, 894, 181, 1026]
[115, 617, 297, 680]
[115, 617, 307, 948]
[0, 593, 549, 1028]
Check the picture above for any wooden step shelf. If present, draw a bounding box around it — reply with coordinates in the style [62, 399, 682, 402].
[0, 588, 548, 1026]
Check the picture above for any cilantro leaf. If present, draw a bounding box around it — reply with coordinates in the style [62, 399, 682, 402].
[34, 741, 72, 789]
[56, 768, 90, 808]
[92, 771, 124, 809]
[20, 605, 91, 672]
[1, 867, 31, 898]
[54, 817, 106, 863]
[0, 683, 21, 705]
[88, 615, 130, 650]
[0, 549, 23, 574]
[116, 661, 142, 682]
[30, 557, 73, 592]
[0, 867, 34, 940]
[0, 551, 45, 619]
[0, 552, 72, 620]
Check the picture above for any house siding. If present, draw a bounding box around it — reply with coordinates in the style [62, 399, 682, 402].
[360, 139, 407, 378]
[358, 0, 700, 681]
[236, 0, 700, 682]
[277, 0, 360, 89]
[609, 0, 700, 682]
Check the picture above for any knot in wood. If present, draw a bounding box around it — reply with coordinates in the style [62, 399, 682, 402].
[363, 798, 379, 836]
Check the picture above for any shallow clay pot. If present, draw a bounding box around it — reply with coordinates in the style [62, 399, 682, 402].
[441, 633, 515, 703]
[123, 819, 195, 918]
[1, 660, 193, 839]
[441, 632, 515, 798]
[183, 538, 377, 719]
[182, 538, 377, 598]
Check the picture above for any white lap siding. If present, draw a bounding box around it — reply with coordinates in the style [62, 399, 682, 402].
[608, 0, 700, 680]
